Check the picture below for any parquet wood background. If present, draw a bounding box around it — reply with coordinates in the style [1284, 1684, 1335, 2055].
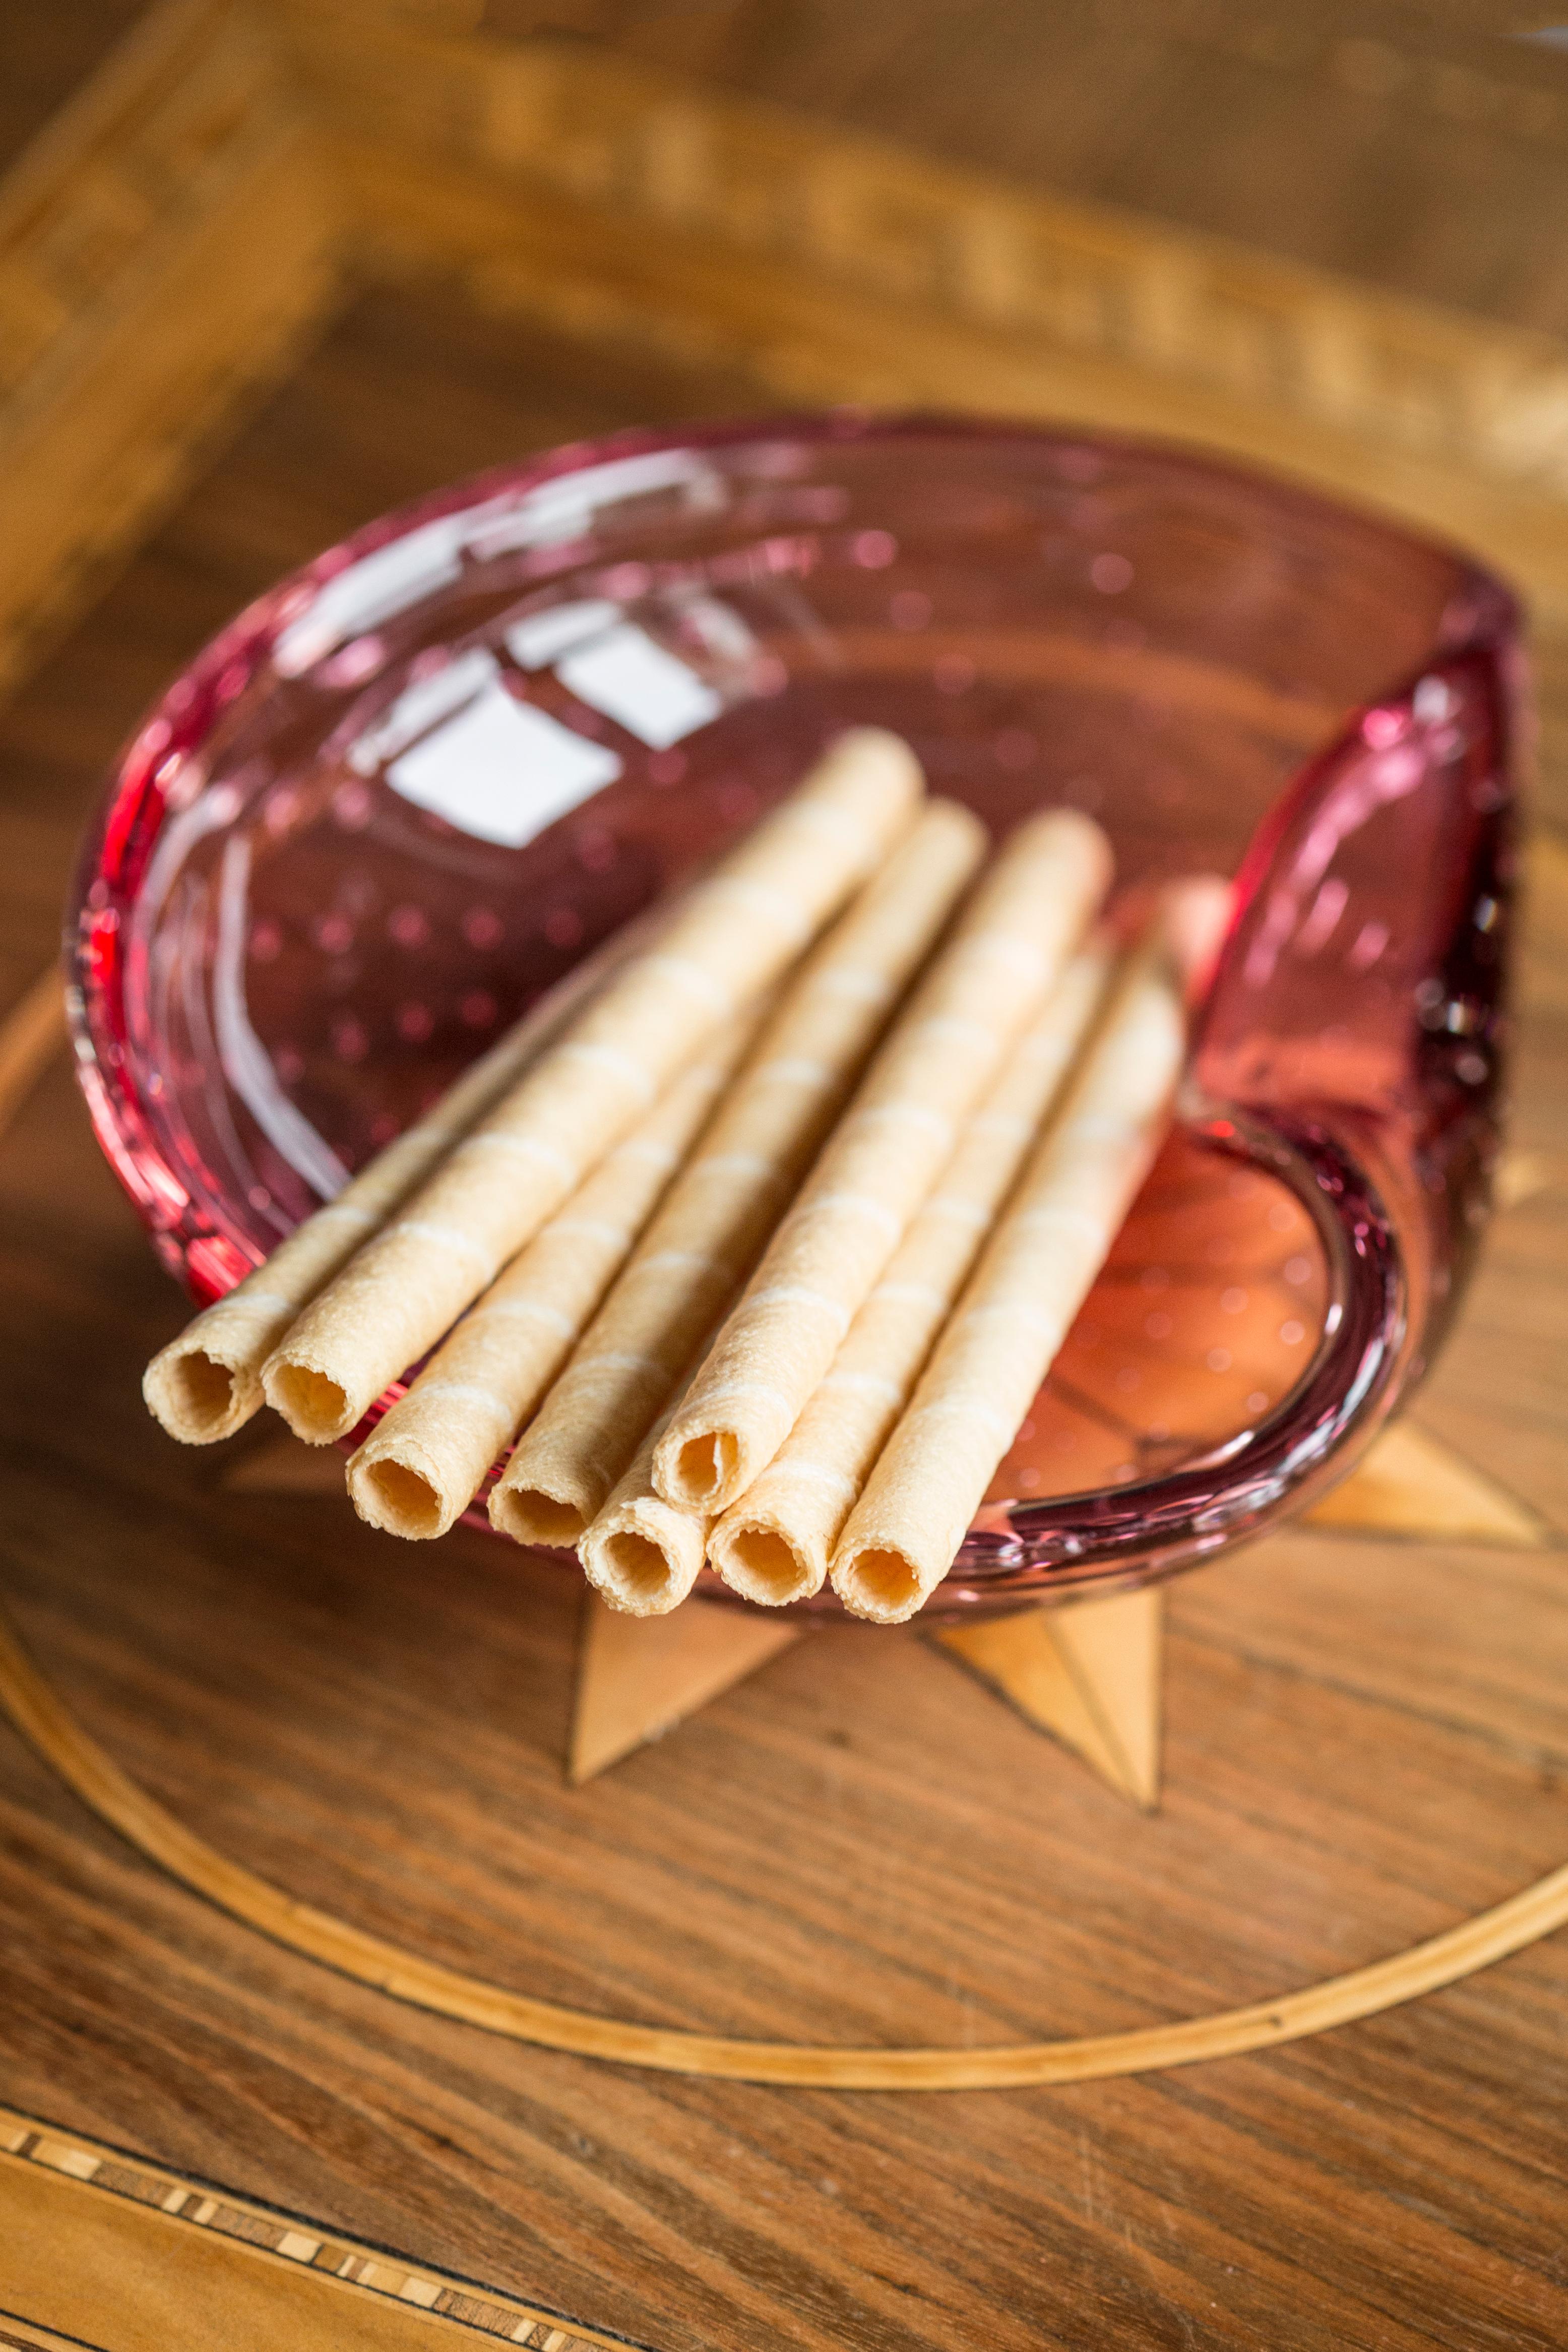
[2, 6, 1567, 2348]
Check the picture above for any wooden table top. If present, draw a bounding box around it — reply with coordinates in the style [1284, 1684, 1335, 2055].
[3, 10, 1568, 2349]
[2, 266, 1566, 2352]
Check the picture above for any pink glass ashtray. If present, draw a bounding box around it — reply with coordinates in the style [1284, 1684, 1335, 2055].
[68, 416, 1521, 1613]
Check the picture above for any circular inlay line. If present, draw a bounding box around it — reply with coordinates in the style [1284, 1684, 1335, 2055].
[4, 965, 1568, 2086]
[2, 1599, 1567, 2088]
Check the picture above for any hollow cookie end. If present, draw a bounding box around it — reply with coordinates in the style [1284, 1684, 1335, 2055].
[264, 1357, 355, 1445]
[832, 1540, 925, 1625]
[489, 1482, 588, 1550]
[581, 1497, 706, 1617]
[590, 1528, 675, 1613]
[347, 1451, 450, 1541]
[143, 1343, 253, 1445]
[708, 1517, 821, 1608]
[652, 1423, 744, 1514]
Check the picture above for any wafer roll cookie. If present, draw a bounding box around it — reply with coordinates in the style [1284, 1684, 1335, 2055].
[831, 922, 1189, 1624]
[344, 1004, 766, 1539]
[142, 914, 651, 1445]
[262, 730, 922, 1443]
[651, 809, 1113, 1518]
[490, 801, 986, 1549]
[707, 941, 1113, 1606]
[578, 1374, 717, 1617]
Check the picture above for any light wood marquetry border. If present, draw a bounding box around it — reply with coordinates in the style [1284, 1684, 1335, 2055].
[0, 2104, 640, 2348]
[8, 0, 1568, 712]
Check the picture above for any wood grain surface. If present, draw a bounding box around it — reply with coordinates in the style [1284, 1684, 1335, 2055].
[0, 0, 150, 178]
[1, 269, 1566, 2350]
[5, 4, 1568, 2340]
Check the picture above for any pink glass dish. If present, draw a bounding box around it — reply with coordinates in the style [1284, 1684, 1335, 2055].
[67, 416, 1521, 1613]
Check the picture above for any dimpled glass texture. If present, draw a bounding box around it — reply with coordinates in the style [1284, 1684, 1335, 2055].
[69, 416, 1521, 1613]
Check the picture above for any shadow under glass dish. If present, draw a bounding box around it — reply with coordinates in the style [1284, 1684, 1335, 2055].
[69, 417, 1520, 1611]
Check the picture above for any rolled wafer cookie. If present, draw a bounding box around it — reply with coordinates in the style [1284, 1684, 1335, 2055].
[262, 729, 922, 1443]
[830, 900, 1202, 1624]
[344, 1001, 768, 1539]
[650, 808, 1113, 1519]
[142, 912, 651, 1445]
[706, 939, 1113, 1606]
[488, 800, 985, 1550]
[578, 1371, 717, 1617]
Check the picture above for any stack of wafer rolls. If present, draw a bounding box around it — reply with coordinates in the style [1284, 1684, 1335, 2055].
[706, 939, 1115, 1607]
[831, 898, 1203, 1623]
[344, 1006, 768, 1539]
[258, 729, 921, 1444]
[647, 808, 1112, 1519]
[489, 800, 986, 1550]
[570, 937, 1115, 1617]
[577, 1340, 727, 1616]
[141, 914, 651, 1445]
[141, 716, 1235, 1633]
